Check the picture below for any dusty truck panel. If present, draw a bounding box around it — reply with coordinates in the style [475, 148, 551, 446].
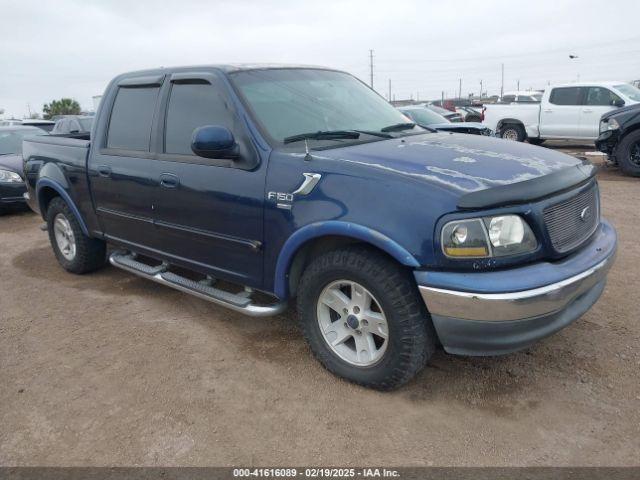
[22, 65, 617, 390]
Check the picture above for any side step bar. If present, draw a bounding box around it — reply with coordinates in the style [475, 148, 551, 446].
[109, 251, 287, 317]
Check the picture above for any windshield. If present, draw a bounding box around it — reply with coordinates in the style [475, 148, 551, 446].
[0, 128, 42, 155]
[78, 117, 94, 131]
[230, 68, 417, 144]
[614, 84, 640, 102]
[402, 108, 448, 125]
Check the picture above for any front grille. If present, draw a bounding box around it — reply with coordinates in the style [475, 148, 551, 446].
[543, 183, 599, 253]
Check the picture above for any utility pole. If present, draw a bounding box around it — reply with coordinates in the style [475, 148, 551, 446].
[517, 79, 520, 91]
[500, 63, 504, 98]
[388, 79, 391, 101]
[479, 80, 483, 98]
[458, 78, 462, 100]
[369, 49, 374, 89]
[416, 92, 420, 102]
[441, 91, 445, 107]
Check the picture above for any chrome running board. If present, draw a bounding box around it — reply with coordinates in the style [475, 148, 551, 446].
[109, 251, 287, 317]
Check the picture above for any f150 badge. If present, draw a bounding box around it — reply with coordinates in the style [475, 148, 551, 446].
[268, 173, 322, 210]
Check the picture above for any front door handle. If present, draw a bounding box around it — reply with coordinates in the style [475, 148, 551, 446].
[583, 109, 593, 113]
[97, 165, 111, 177]
[159, 173, 180, 188]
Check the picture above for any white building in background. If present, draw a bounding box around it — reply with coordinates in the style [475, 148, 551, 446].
[92, 95, 102, 112]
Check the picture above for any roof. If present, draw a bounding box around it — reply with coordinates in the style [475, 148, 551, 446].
[551, 81, 629, 88]
[397, 105, 428, 111]
[502, 91, 542, 96]
[113, 63, 339, 78]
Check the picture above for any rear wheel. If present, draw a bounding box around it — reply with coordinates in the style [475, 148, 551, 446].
[297, 246, 435, 390]
[616, 130, 640, 177]
[500, 124, 526, 142]
[46, 197, 106, 274]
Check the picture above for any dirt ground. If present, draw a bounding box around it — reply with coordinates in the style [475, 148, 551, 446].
[1, 146, 639, 467]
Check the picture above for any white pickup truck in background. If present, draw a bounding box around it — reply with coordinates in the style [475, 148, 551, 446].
[483, 82, 640, 143]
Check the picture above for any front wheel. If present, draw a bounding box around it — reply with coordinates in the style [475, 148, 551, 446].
[297, 246, 435, 390]
[616, 130, 640, 177]
[500, 124, 526, 141]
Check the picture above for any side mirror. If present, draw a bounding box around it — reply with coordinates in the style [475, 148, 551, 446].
[612, 99, 625, 108]
[191, 125, 239, 159]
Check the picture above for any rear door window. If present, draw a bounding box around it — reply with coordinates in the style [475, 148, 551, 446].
[107, 86, 160, 151]
[164, 81, 233, 156]
[549, 87, 583, 105]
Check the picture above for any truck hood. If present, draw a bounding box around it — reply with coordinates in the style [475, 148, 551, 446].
[601, 102, 640, 121]
[318, 132, 582, 194]
[0, 154, 23, 175]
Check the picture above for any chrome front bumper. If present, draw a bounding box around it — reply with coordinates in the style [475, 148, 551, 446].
[419, 254, 615, 322]
[415, 220, 617, 355]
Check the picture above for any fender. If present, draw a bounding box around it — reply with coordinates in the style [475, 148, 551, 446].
[36, 178, 89, 236]
[274, 221, 420, 299]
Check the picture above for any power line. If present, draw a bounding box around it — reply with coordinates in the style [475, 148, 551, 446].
[373, 36, 640, 65]
[369, 49, 374, 88]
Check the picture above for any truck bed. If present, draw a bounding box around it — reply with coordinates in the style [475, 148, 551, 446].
[22, 133, 92, 218]
[482, 103, 541, 137]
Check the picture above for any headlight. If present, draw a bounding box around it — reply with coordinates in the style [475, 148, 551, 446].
[441, 215, 537, 258]
[0, 169, 23, 183]
[599, 118, 619, 133]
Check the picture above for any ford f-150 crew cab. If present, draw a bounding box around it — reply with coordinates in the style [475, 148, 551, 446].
[22, 65, 618, 390]
[483, 81, 640, 143]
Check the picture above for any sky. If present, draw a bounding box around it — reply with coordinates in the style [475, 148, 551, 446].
[1, 0, 639, 118]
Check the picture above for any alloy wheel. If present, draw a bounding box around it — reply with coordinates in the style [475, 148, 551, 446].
[316, 280, 389, 367]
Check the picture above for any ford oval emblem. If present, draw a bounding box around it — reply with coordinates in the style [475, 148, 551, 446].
[580, 206, 591, 222]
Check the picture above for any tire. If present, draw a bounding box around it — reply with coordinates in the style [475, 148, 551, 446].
[296, 246, 436, 390]
[528, 138, 545, 146]
[500, 124, 526, 142]
[46, 197, 106, 274]
[616, 130, 640, 177]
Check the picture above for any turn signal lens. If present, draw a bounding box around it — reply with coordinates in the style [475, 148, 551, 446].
[441, 219, 490, 258]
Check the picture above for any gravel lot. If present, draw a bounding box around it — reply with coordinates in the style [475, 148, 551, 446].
[1, 148, 639, 467]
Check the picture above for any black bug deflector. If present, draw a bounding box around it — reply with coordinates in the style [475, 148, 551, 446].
[457, 163, 597, 210]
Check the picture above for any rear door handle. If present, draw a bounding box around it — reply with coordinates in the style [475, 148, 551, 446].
[583, 109, 593, 113]
[97, 165, 111, 177]
[159, 173, 180, 188]
[543, 109, 553, 113]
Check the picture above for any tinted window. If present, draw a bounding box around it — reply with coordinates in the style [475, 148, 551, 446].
[0, 128, 43, 155]
[68, 120, 80, 132]
[549, 87, 582, 105]
[52, 119, 67, 134]
[502, 95, 516, 103]
[164, 81, 233, 155]
[78, 117, 93, 131]
[107, 87, 159, 151]
[586, 87, 621, 106]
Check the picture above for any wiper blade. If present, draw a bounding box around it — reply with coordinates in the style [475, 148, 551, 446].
[352, 129, 394, 139]
[380, 122, 416, 132]
[283, 130, 360, 144]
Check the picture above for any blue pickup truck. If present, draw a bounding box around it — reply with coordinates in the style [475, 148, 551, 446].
[22, 65, 617, 390]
